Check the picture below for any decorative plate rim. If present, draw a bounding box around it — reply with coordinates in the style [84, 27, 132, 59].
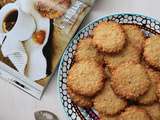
[56, 13, 160, 120]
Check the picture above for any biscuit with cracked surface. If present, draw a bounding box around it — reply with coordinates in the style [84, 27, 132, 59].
[36, 0, 71, 19]
[104, 45, 140, 70]
[92, 21, 126, 53]
[118, 106, 151, 120]
[67, 87, 93, 108]
[143, 35, 160, 70]
[140, 103, 160, 120]
[156, 82, 160, 102]
[122, 25, 145, 50]
[137, 68, 159, 104]
[75, 37, 103, 63]
[94, 81, 127, 115]
[111, 62, 151, 99]
[99, 113, 119, 120]
[67, 60, 105, 97]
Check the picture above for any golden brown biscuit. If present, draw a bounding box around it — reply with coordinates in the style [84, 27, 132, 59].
[140, 103, 160, 120]
[75, 37, 103, 63]
[67, 87, 93, 108]
[36, 0, 71, 19]
[137, 68, 159, 104]
[146, 68, 160, 83]
[122, 25, 145, 50]
[137, 80, 157, 104]
[0, 0, 15, 8]
[104, 45, 140, 70]
[99, 113, 119, 120]
[156, 82, 160, 102]
[143, 35, 160, 70]
[141, 59, 160, 83]
[118, 106, 151, 120]
[67, 60, 105, 97]
[94, 81, 127, 115]
[2, 0, 15, 4]
[92, 21, 126, 53]
[111, 62, 151, 99]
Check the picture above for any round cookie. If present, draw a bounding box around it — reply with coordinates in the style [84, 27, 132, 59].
[143, 35, 160, 70]
[122, 25, 145, 50]
[137, 68, 159, 104]
[137, 79, 157, 104]
[67, 60, 105, 97]
[36, 0, 71, 19]
[146, 68, 160, 83]
[118, 106, 151, 120]
[67, 87, 93, 108]
[104, 45, 140, 70]
[94, 81, 127, 115]
[100, 114, 119, 120]
[111, 62, 151, 99]
[156, 82, 160, 102]
[140, 103, 160, 120]
[0, 0, 15, 8]
[92, 21, 126, 53]
[141, 59, 160, 83]
[75, 37, 103, 63]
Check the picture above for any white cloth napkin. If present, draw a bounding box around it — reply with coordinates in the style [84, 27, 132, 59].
[1, 35, 28, 74]
[17, 0, 48, 81]
[24, 40, 47, 81]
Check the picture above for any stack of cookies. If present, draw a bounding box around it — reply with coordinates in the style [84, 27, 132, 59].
[67, 21, 160, 120]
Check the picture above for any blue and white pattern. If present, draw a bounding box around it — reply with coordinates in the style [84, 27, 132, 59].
[57, 13, 160, 120]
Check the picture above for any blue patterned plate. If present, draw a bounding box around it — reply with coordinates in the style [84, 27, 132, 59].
[57, 13, 160, 120]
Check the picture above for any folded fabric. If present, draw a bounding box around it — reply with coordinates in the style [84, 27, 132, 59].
[1, 36, 28, 74]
